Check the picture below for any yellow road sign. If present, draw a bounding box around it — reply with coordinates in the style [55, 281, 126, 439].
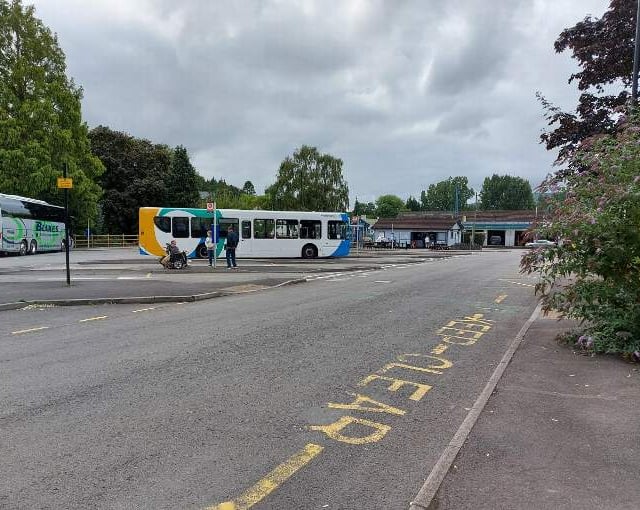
[57, 177, 73, 189]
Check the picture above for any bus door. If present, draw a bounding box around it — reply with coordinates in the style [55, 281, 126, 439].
[239, 219, 252, 256]
[218, 218, 239, 255]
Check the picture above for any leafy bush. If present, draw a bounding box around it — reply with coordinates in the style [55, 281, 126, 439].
[521, 115, 640, 356]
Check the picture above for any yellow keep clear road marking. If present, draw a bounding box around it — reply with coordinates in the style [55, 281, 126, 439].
[79, 316, 108, 322]
[206, 443, 324, 510]
[494, 294, 507, 304]
[430, 343, 448, 355]
[11, 326, 49, 335]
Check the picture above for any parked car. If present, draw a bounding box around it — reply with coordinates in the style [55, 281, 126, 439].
[525, 239, 556, 248]
[488, 235, 503, 245]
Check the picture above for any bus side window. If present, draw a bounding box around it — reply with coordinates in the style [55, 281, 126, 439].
[276, 219, 299, 239]
[172, 217, 190, 238]
[154, 216, 171, 233]
[300, 220, 321, 239]
[190, 217, 209, 238]
[254, 219, 275, 239]
[328, 221, 343, 240]
[242, 220, 251, 239]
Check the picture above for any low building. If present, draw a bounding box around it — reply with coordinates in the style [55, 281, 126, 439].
[374, 210, 537, 248]
[461, 210, 536, 246]
[374, 214, 463, 248]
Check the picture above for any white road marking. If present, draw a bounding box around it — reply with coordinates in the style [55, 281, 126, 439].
[79, 316, 108, 322]
[12, 326, 49, 335]
[131, 307, 156, 313]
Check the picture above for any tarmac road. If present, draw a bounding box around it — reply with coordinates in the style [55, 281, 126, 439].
[0, 248, 455, 308]
[3, 248, 637, 509]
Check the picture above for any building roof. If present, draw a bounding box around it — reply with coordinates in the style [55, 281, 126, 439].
[374, 216, 461, 230]
[462, 210, 536, 222]
[375, 210, 537, 230]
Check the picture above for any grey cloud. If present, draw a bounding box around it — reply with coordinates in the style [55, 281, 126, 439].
[30, 0, 612, 201]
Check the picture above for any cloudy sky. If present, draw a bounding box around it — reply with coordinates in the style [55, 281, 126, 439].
[30, 0, 612, 205]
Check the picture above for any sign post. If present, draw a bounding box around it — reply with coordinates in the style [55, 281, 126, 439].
[57, 165, 73, 285]
[207, 202, 217, 268]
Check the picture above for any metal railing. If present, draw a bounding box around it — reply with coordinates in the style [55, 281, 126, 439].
[73, 234, 138, 249]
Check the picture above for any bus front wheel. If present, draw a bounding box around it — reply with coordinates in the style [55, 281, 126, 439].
[301, 244, 318, 259]
[29, 240, 37, 255]
[197, 244, 208, 259]
[19, 240, 28, 256]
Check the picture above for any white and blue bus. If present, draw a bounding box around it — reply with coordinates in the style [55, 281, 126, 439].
[0, 193, 67, 255]
[139, 207, 351, 259]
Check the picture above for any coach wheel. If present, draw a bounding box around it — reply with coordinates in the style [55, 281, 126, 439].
[197, 244, 208, 259]
[19, 240, 28, 256]
[301, 244, 318, 259]
[29, 240, 37, 255]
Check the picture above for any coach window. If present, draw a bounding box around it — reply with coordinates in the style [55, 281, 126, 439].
[190, 217, 209, 238]
[276, 219, 299, 239]
[254, 219, 275, 239]
[172, 217, 190, 238]
[154, 216, 171, 233]
[219, 218, 239, 238]
[242, 220, 251, 239]
[300, 220, 321, 239]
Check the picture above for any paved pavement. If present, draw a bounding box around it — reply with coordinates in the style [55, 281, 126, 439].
[3, 248, 638, 509]
[414, 311, 640, 510]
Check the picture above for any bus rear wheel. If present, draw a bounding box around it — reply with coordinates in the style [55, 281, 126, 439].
[19, 240, 28, 256]
[301, 244, 317, 259]
[29, 240, 37, 255]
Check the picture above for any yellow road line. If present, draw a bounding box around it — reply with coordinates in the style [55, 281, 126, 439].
[131, 307, 156, 313]
[494, 294, 507, 304]
[207, 443, 324, 510]
[79, 316, 108, 322]
[11, 326, 49, 335]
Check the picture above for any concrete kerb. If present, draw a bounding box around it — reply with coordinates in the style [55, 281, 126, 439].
[0, 277, 308, 311]
[409, 302, 543, 510]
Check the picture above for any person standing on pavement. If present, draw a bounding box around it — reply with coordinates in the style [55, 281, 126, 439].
[225, 225, 239, 269]
[205, 229, 215, 266]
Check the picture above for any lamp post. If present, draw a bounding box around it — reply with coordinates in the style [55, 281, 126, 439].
[471, 192, 478, 250]
[633, 0, 640, 104]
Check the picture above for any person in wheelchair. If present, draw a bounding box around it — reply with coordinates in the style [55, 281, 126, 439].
[161, 240, 187, 268]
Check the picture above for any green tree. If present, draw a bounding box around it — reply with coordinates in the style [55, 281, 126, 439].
[539, 0, 634, 164]
[405, 196, 421, 211]
[0, 0, 103, 229]
[265, 145, 349, 211]
[165, 145, 200, 207]
[375, 194, 404, 218]
[89, 126, 171, 234]
[479, 174, 535, 210]
[353, 199, 376, 217]
[242, 180, 256, 196]
[421, 176, 474, 211]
